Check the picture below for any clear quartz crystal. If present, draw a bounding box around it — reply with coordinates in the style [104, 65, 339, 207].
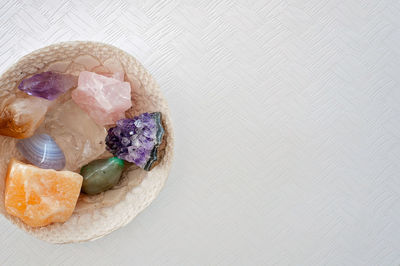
[40, 99, 107, 171]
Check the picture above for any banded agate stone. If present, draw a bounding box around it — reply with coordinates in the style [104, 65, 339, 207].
[17, 133, 65, 170]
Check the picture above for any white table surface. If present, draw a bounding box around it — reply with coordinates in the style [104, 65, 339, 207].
[1, 0, 400, 265]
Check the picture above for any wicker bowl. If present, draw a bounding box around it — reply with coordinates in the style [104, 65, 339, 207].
[0, 41, 174, 243]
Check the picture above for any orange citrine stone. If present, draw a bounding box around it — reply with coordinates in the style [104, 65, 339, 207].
[4, 159, 83, 227]
[0, 97, 50, 139]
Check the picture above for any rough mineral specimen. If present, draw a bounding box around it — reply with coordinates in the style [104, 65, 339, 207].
[18, 71, 77, 100]
[0, 97, 50, 139]
[71, 71, 132, 126]
[41, 100, 107, 171]
[4, 159, 82, 227]
[106, 112, 165, 171]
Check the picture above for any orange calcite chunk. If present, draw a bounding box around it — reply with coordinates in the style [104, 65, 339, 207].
[5, 159, 83, 227]
[0, 97, 50, 139]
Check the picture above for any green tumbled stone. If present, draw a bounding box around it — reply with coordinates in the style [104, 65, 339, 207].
[80, 157, 125, 195]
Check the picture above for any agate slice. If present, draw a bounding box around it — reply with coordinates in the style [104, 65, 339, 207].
[0, 97, 50, 139]
[18, 71, 77, 100]
[106, 112, 165, 171]
[17, 133, 65, 170]
[80, 157, 124, 195]
[42, 100, 107, 171]
[4, 159, 82, 227]
[71, 71, 132, 126]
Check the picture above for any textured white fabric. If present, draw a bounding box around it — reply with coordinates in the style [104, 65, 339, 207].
[1, 0, 400, 265]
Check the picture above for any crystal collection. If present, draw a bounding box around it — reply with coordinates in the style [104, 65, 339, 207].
[2, 63, 165, 227]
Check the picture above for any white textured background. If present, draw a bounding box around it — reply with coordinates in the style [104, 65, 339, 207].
[1, 0, 400, 265]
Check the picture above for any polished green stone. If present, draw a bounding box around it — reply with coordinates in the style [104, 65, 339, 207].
[80, 157, 124, 195]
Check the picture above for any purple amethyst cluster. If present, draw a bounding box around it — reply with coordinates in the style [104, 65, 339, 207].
[106, 112, 164, 170]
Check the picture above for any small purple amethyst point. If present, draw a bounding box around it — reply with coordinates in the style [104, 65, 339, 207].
[18, 71, 77, 100]
[106, 112, 165, 171]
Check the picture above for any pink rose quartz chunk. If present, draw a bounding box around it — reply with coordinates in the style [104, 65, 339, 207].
[71, 71, 132, 126]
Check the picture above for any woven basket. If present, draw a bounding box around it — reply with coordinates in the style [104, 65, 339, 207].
[0, 41, 174, 243]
